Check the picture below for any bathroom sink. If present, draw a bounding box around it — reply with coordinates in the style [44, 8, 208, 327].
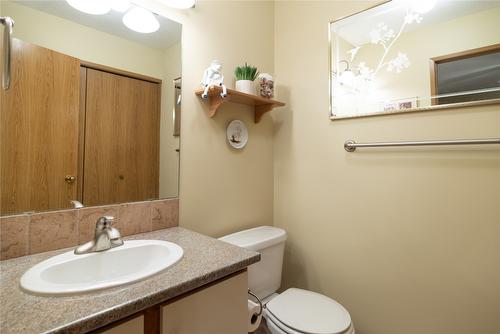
[20, 240, 183, 296]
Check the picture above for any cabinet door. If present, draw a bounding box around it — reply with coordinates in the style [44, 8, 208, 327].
[101, 315, 144, 334]
[162, 271, 248, 334]
[83, 68, 160, 206]
[0, 38, 80, 214]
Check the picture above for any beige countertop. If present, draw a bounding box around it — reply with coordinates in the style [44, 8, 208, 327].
[0, 227, 260, 334]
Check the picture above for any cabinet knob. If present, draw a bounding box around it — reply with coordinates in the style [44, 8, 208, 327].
[65, 175, 76, 184]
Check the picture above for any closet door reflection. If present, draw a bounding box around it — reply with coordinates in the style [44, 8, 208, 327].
[0, 39, 80, 215]
[83, 68, 160, 206]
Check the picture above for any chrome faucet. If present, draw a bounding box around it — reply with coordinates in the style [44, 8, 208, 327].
[74, 216, 124, 255]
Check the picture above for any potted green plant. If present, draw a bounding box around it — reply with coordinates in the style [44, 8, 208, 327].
[234, 63, 258, 95]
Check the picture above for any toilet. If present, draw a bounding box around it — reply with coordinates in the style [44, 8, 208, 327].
[220, 226, 355, 334]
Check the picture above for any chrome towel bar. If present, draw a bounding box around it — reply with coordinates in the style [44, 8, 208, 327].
[344, 138, 500, 152]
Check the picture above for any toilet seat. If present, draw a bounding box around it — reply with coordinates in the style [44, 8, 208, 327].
[265, 288, 353, 334]
[266, 313, 355, 334]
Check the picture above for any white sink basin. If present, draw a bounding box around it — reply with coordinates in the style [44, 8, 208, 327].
[20, 240, 183, 296]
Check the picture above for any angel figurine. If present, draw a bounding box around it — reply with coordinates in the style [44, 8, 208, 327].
[200, 60, 228, 99]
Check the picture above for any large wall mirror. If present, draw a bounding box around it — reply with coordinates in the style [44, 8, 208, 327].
[329, 0, 500, 119]
[0, 0, 181, 215]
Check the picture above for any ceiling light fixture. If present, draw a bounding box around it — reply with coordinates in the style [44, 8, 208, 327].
[122, 7, 160, 33]
[110, 0, 130, 13]
[65, 0, 111, 15]
[160, 0, 195, 9]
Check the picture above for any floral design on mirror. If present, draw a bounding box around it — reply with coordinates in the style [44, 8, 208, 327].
[329, 0, 500, 119]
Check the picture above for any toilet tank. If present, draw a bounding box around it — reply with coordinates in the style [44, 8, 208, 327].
[219, 226, 287, 300]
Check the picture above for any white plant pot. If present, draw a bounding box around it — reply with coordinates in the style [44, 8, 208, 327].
[235, 80, 255, 95]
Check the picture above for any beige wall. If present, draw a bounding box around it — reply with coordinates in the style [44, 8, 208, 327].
[274, 2, 500, 334]
[153, 1, 275, 237]
[3, 1, 181, 200]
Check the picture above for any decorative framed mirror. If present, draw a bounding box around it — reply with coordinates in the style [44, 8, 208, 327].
[329, 0, 500, 120]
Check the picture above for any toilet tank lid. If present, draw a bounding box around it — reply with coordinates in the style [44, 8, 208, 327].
[219, 226, 287, 251]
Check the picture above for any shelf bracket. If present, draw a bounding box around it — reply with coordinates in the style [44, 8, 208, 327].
[206, 95, 226, 118]
[255, 104, 274, 123]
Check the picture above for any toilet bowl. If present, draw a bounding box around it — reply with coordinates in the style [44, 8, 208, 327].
[219, 226, 355, 334]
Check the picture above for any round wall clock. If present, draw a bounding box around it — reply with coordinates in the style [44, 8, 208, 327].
[226, 120, 248, 149]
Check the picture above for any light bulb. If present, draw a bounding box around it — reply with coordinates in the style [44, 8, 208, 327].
[65, 0, 111, 15]
[123, 7, 160, 33]
[160, 0, 195, 9]
[111, 0, 130, 13]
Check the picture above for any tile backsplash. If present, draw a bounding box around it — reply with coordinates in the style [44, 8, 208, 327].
[0, 198, 179, 261]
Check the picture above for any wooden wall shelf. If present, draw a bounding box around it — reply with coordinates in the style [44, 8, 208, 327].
[195, 86, 285, 123]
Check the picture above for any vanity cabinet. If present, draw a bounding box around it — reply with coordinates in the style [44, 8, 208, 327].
[96, 271, 248, 334]
[161, 270, 248, 334]
[101, 316, 144, 334]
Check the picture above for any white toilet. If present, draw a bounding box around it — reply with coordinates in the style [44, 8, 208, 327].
[220, 226, 355, 334]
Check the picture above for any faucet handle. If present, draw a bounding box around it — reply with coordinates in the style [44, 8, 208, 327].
[96, 216, 115, 230]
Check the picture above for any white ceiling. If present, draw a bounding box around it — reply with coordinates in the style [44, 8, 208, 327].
[331, 0, 500, 46]
[14, 0, 182, 50]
